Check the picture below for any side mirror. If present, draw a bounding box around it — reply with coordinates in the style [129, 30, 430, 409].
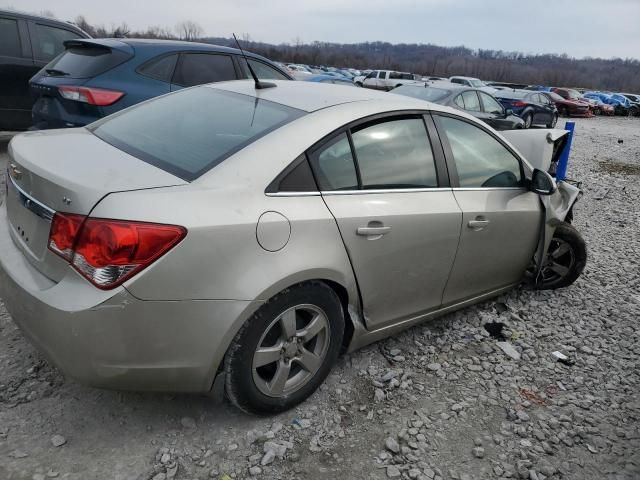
[505, 109, 513, 116]
[531, 168, 557, 195]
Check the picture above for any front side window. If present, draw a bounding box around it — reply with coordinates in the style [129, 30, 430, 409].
[92, 87, 305, 181]
[309, 133, 358, 191]
[377, 71, 386, 79]
[460, 91, 481, 112]
[479, 92, 504, 114]
[173, 53, 237, 87]
[33, 24, 81, 61]
[0, 18, 21, 57]
[438, 116, 522, 188]
[351, 118, 438, 189]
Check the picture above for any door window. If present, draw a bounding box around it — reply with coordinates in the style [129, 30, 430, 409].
[173, 53, 237, 87]
[351, 118, 438, 189]
[0, 18, 21, 57]
[460, 91, 481, 112]
[377, 71, 386, 79]
[240, 59, 289, 80]
[479, 92, 504, 114]
[308, 133, 358, 191]
[438, 116, 522, 188]
[33, 24, 81, 61]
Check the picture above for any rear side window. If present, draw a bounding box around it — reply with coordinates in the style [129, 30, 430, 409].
[239, 59, 289, 80]
[0, 18, 21, 57]
[460, 91, 481, 112]
[173, 53, 237, 87]
[92, 87, 305, 181]
[309, 133, 358, 191]
[33, 24, 82, 61]
[138, 54, 178, 82]
[438, 115, 522, 188]
[44, 45, 132, 79]
[352, 118, 438, 189]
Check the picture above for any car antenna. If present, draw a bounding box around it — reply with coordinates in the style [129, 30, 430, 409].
[233, 33, 276, 90]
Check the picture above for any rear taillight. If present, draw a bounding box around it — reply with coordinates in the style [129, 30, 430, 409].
[49, 213, 84, 261]
[511, 100, 527, 107]
[58, 86, 124, 106]
[48, 214, 186, 289]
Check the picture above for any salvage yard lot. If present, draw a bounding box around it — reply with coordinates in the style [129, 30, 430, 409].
[1, 117, 639, 480]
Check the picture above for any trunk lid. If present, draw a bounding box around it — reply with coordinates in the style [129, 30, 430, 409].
[5, 128, 186, 282]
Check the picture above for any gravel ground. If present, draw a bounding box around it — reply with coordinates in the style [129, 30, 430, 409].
[0, 116, 639, 480]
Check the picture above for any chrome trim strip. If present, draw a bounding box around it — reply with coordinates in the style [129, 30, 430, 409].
[7, 172, 55, 222]
[452, 187, 526, 191]
[265, 191, 321, 197]
[321, 187, 453, 195]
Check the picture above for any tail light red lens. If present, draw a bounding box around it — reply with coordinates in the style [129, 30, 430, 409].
[511, 100, 527, 107]
[49, 213, 85, 261]
[58, 86, 124, 106]
[48, 215, 186, 289]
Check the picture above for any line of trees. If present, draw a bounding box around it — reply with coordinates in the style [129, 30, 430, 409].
[14, 8, 640, 92]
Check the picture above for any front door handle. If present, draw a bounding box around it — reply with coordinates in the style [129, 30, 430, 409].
[468, 217, 490, 230]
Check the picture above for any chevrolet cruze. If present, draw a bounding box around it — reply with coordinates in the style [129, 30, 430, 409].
[0, 81, 586, 414]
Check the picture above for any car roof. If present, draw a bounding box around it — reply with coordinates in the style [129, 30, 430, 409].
[450, 76, 481, 81]
[0, 8, 89, 34]
[88, 38, 246, 55]
[208, 80, 454, 113]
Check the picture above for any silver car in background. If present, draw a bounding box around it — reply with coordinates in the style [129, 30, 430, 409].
[0, 81, 586, 414]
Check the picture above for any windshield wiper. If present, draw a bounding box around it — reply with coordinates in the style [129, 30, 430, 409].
[45, 68, 70, 76]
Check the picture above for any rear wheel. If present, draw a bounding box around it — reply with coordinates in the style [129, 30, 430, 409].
[523, 113, 533, 128]
[534, 222, 587, 290]
[224, 282, 344, 415]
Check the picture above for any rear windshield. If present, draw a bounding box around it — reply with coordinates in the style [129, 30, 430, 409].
[392, 85, 450, 103]
[44, 45, 132, 79]
[91, 87, 305, 181]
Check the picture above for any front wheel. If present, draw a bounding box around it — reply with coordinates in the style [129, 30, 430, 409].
[535, 222, 587, 290]
[546, 113, 558, 128]
[224, 282, 344, 415]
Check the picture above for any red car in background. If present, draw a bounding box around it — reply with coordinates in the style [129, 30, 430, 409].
[581, 97, 615, 115]
[548, 88, 592, 117]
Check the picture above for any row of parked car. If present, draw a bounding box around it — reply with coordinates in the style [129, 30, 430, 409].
[2, 8, 638, 133]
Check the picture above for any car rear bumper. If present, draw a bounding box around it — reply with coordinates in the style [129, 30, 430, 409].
[0, 201, 258, 393]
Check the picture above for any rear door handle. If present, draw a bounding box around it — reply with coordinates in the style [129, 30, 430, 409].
[468, 217, 490, 230]
[356, 226, 391, 236]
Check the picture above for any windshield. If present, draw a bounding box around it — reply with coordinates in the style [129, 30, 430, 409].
[547, 92, 565, 101]
[391, 85, 451, 103]
[566, 89, 582, 100]
[469, 79, 485, 88]
[92, 87, 305, 181]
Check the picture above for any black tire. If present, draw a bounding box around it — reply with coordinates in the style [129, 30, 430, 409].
[355, 82, 363, 87]
[560, 106, 570, 117]
[546, 114, 558, 128]
[523, 113, 533, 129]
[224, 282, 344, 415]
[536, 222, 587, 290]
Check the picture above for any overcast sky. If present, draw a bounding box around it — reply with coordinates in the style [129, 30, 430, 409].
[9, 0, 640, 60]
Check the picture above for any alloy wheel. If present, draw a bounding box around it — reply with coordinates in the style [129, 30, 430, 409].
[539, 238, 575, 285]
[252, 304, 331, 397]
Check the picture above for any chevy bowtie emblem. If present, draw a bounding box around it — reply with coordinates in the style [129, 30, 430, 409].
[9, 163, 22, 180]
